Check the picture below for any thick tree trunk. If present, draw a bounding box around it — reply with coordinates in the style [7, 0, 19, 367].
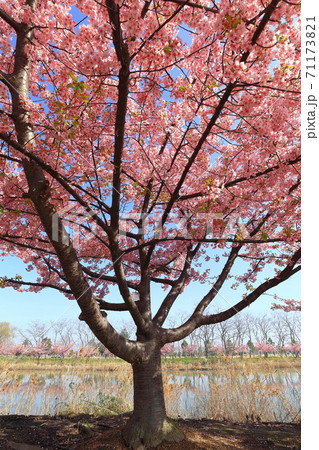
[122, 346, 184, 448]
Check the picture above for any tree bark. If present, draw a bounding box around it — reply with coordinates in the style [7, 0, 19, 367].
[122, 345, 184, 448]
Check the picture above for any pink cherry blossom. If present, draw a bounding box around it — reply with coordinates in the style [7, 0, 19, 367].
[51, 344, 73, 358]
[0, 2, 301, 444]
[209, 344, 223, 354]
[161, 343, 175, 356]
[182, 344, 198, 356]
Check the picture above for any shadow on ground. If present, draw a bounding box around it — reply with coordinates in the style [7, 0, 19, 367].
[0, 414, 300, 449]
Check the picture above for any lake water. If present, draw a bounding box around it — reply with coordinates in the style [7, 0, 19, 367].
[0, 368, 300, 422]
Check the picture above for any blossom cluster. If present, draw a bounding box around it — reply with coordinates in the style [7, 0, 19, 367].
[0, 0, 300, 298]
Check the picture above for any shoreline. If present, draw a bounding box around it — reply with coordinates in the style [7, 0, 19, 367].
[0, 355, 301, 372]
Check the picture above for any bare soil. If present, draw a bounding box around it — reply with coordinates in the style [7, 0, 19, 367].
[0, 414, 300, 449]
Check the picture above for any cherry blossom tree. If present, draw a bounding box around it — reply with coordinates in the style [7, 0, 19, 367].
[51, 343, 73, 359]
[160, 343, 175, 357]
[0, 344, 9, 355]
[255, 341, 277, 358]
[284, 342, 301, 357]
[29, 342, 49, 362]
[77, 345, 97, 358]
[0, 0, 300, 446]
[182, 343, 198, 356]
[209, 343, 223, 355]
[234, 343, 248, 358]
[0, 343, 29, 356]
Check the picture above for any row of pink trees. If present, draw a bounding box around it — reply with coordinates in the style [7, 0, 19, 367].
[209, 341, 301, 358]
[1, 340, 301, 360]
[160, 341, 301, 358]
[0, 343, 120, 359]
[254, 342, 301, 358]
[212, 341, 301, 358]
[0, 343, 75, 360]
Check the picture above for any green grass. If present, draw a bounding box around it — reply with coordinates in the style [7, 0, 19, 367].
[0, 354, 300, 373]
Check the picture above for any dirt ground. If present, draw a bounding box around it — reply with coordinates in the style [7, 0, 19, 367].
[0, 414, 300, 449]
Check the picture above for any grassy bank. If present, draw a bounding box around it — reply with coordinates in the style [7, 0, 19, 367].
[162, 355, 300, 372]
[0, 355, 300, 372]
[0, 355, 129, 372]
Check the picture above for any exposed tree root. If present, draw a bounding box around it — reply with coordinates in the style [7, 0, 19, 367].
[122, 416, 185, 448]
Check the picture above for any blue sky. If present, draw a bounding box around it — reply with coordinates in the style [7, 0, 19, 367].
[0, 253, 300, 332]
[0, 2, 313, 444]
[0, 3, 302, 335]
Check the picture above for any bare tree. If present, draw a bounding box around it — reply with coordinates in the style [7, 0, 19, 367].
[283, 312, 301, 344]
[50, 319, 75, 345]
[253, 314, 273, 343]
[19, 321, 49, 346]
[272, 312, 288, 349]
[73, 321, 99, 348]
[216, 319, 234, 355]
[231, 315, 248, 348]
[193, 323, 217, 357]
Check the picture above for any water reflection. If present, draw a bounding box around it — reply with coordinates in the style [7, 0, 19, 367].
[0, 369, 300, 422]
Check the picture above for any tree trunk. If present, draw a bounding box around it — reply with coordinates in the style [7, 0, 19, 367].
[122, 346, 184, 448]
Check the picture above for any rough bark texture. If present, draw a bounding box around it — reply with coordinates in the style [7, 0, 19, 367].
[122, 346, 184, 448]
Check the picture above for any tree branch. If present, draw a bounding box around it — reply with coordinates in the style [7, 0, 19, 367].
[0, 235, 56, 256]
[141, 1, 151, 18]
[153, 244, 200, 326]
[105, 1, 150, 335]
[141, 84, 235, 270]
[106, 0, 130, 233]
[80, 264, 139, 290]
[224, 155, 301, 188]
[241, 0, 282, 63]
[193, 245, 241, 316]
[121, 236, 286, 257]
[0, 133, 111, 235]
[177, 156, 300, 201]
[164, 0, 218, 13]
[97, 298, 142, 312]
[1, 277, 72, 294]
[160, 248, 300, 343]
[0, 8, 21, 32]
[200, 249, 301, 326]
[3, 11, 141, 363]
